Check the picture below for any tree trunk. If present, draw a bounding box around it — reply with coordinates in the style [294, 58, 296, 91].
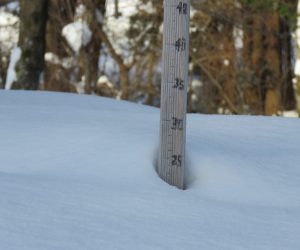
[44, 0, 76, 92]
[222, 22, 237, 111]
[279, 17, 296, 111]
[263, 11, 281, 116]
[82, 0, 106, 94]
[242, 14, 265, 114]
[14, 0, 48, 90]
[0, 55, 8, 89]
[145, 53, 156, 105]
[119, 65, 130, 100]
[114, 0, 121, 18]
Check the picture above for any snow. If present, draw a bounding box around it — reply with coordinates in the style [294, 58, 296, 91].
[295, 59, 300, 76]
[5, 2, 19, 12]
[5, 46, 21, 89]
[97, 75, 114, 89]
[0, 90, 300, 249]
[44, 52, 76, 69]
[0, 11, 17, 26]
[280, 110, 299, 118]
[0, 11, 19, 51]
[61, 4, 94, 54]
[105, 0, 139, 57]
[75, 4, 87, 18]
[233, 26, 243, 50]
[62, 21, 92, 54]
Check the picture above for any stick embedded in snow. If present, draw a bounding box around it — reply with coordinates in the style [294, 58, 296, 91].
[158, 0, 190, 189]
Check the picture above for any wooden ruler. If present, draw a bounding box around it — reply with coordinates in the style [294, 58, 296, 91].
[158, 0, 190, 189]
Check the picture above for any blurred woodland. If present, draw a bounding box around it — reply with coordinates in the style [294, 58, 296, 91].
[0, 0, 300, 116]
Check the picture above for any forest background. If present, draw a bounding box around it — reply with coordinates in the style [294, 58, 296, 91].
[1, 0, 300, 116]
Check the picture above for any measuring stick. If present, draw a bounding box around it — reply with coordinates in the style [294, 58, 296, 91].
[158, 0, 190, 189]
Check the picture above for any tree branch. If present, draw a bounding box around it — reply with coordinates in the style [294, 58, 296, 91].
[200, 64, 241, 114]
[97, 26, 128, 71]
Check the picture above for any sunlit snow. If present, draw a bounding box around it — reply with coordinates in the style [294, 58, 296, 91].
[0, 90, 299, 249]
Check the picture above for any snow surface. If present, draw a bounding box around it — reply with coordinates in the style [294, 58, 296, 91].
[0, 90, 300, 249]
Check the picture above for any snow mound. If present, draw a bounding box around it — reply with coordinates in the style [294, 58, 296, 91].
[62, 21, 92, 53]
[0, 90, 300, 249]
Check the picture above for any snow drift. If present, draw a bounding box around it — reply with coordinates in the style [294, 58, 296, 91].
[0, 90, 299, 249]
